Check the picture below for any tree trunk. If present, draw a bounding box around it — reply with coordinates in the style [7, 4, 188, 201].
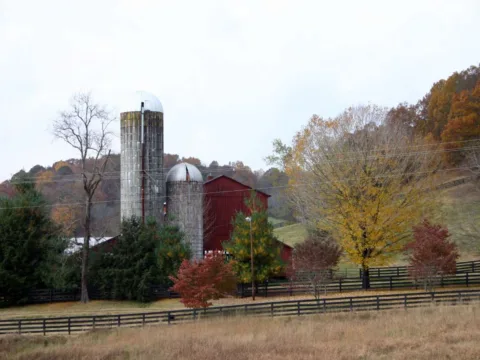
[362, 266, 370, 290]
[81, 196, 92, 303]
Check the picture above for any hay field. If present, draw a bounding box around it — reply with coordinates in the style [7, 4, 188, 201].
[3, 303, 480, 360]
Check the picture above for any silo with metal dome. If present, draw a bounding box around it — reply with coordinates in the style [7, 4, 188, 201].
[166, 163, 204, 259]
[120, 91, 164, 224]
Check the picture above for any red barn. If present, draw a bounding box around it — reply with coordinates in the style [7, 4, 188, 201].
[203, 175, 292, 263]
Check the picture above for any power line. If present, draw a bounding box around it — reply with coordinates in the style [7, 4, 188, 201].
[7, 144, 480, 185]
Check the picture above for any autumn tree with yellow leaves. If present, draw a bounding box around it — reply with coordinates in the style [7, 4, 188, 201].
[269, 105, 439, 289]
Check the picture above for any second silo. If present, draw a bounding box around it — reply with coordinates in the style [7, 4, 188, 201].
[166, 163, 204, 260]
[120, 91, 164, 224]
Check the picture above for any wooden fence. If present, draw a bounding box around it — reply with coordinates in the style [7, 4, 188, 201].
[1, 289, 480, 336]
[333, 259, 480, 279]
[355, 259, 480, 279]
[244, 272, 480, 298]
[2, 260, 479, 305]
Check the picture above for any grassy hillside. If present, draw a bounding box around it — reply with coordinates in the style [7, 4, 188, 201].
[5, 304, 480, 359]
[273, 223, 307, 247]
[273, 176, 480, 261]
[435, 181, 480, 257]
[267, 216, 287, 228]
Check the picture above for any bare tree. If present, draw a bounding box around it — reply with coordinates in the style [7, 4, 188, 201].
[53, 92, 114, 303]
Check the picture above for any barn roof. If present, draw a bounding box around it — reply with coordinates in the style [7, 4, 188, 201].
[204, 175, 271, 198]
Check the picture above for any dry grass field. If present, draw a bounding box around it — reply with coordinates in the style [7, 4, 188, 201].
[2, 303, 480, 360]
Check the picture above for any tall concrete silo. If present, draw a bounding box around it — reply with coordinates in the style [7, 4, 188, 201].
[120, 91, 164, 224]
[166, 163, 204, 260]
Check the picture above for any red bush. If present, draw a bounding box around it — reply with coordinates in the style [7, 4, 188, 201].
[405, 219, 459, 290]
[169, 253, 237, 308]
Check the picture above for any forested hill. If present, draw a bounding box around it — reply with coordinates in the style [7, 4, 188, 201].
[0, 155, 293, 237]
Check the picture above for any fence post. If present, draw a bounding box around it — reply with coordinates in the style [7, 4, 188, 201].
[397, 267, 400, 276]
[440, 275, 444, 288]
[68, 318, 71, 335]
[117, 315, 121, 327]
[339, 278, 342, 292]
[271, 303, 274, 317]
[378, 268, 380, 277]
[431, 292, 435, 302]
[389, 276, 392, 290]
[143, 313, 146, 326]
[93, 316, 96, 330]
[376, 296, 380, 310]
[18, 320, 21, 334]
[359, 269, 362, 279]
[350, 297, 353, 311]
[466, 273, 469, 287]
[472, 262, 475, 273]
[297, 301, 300, 316]
[404, 294, 407, 309]
[43, 319, 46, 336]
[193, 309, 197, 320]
[265, 282, 268, 298]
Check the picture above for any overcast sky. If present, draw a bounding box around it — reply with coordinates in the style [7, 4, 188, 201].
[1, 0, 479, 182]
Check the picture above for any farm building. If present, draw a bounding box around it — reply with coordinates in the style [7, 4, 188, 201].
[203, 175, 293, 263]
[116, 90, 292, 264]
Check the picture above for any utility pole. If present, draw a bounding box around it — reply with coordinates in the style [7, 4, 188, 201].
[246, 216, 255, 301]
[140, 101, 145, 224]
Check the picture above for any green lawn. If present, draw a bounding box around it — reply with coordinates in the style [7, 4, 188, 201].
[434, 181, 480, 258]
[274, 223, 307, 247]
[0, 299, 184, 319]
[268, 216, 285, 225]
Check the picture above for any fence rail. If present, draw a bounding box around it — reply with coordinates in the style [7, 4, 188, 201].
[248, 271, 480, 298]
[2, 260, 479, 305]
[332, 259, 480, 279]
[2, 289, 480, 336]
[355, 259, 480, 279]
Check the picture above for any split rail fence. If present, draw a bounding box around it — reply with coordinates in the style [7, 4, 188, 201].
[334, 259, 480, 279]
[3, 260, 480, 304]
[1, 289, 480, 336]
[241, 271, 480, 298]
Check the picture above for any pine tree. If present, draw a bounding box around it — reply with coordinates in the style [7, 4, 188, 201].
[93, 217, 190, 302]
[0, 176, 67, 305]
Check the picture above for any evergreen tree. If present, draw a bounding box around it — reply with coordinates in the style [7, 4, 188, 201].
[93, 217, 190, 302]
[0, 177, 67, 305]
[223, 193, 284, 284]
[156, 223, 192, 286]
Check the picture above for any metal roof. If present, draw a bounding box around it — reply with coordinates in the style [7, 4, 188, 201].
[120, 91, 163, 113]
[204, 175, 271, 197]
[166, 163, 204, 183]
[66, 237, 115, 254]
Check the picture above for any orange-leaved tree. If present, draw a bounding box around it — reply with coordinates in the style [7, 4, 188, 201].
[405, 219, 459, 291]
[441, 80, 480, 165]
[169, 252, 237, 308]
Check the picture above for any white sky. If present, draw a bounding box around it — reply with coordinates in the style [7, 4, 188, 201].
[1, 0, 479, 182]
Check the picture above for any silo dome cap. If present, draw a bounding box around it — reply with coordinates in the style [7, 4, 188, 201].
[166, 163, 203, 182]
[121, 91, 163, 113]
